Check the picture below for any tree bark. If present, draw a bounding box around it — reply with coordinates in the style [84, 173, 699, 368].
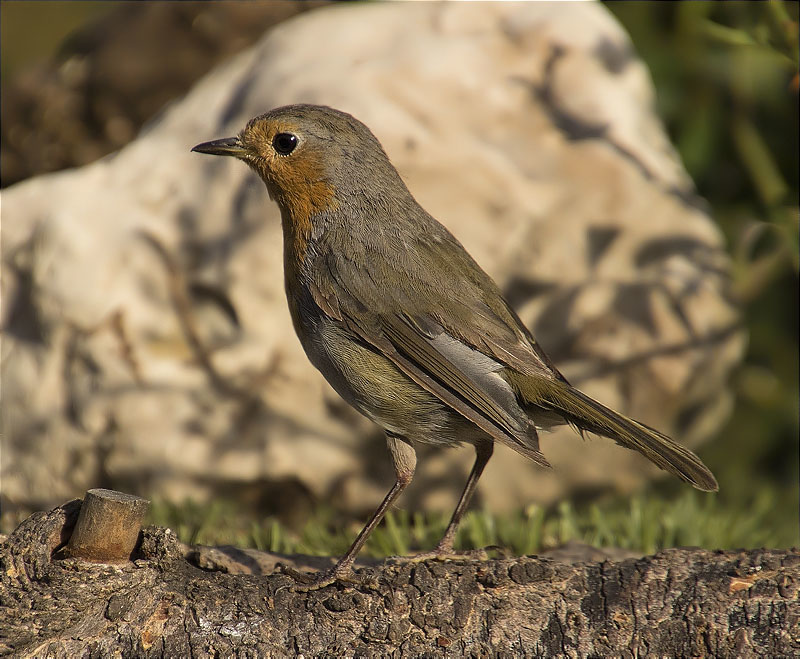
[1, 497, 797, 658]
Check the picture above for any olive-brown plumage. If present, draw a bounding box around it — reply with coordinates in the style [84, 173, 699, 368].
[192, 104, 718, 589]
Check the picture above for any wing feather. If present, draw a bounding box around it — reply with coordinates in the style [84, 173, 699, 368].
[303, 220, 561, 466]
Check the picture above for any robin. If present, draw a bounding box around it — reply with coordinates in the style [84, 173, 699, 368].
[192, 104, 717, 589]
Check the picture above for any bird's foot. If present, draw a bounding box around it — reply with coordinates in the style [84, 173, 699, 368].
[388, 544, 502, 565]
[280, 565, 375, 592]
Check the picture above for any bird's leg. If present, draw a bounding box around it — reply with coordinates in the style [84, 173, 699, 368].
[433, 441, 494, 555]
[288, 434, 416, 591]
[391, 441, 494, 564]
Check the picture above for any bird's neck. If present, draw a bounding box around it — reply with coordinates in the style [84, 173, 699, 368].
[266, 177, 335, 270]
[279, 208, 313, 281]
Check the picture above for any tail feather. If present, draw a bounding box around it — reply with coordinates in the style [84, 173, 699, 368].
[510, 374, 719, 492]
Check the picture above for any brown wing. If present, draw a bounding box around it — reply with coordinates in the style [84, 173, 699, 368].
[305, 231, 561, 466]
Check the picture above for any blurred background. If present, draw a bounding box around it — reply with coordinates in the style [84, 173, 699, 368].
[1, 1, 797, 555]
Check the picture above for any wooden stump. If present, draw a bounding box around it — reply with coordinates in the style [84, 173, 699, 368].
[64, 488, 150, 563]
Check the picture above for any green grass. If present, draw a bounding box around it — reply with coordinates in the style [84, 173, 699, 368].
[147, 481, 797, 560]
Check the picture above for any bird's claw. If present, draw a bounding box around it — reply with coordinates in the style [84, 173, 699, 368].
[387, 545, 501, 565]
[279, 564, 375, 592]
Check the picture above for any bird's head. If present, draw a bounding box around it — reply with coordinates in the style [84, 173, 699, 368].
[192, 104, 401, 223]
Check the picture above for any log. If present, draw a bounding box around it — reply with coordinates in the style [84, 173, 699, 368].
[1, 497, 797, 658]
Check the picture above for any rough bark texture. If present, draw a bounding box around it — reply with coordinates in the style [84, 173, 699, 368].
[1, 500, 798, 658]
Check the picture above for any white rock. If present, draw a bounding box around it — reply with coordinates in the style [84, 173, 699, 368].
[1, 2, 743, 520]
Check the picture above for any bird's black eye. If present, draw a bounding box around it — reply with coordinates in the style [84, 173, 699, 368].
[272, 133, 298, 156]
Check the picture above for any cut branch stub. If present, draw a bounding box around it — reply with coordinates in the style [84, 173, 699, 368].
[65, 488, 150, 563]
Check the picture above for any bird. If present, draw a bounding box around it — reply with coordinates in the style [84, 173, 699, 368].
[192, 104, 718, 589]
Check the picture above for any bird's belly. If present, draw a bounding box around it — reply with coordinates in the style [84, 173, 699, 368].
[297, 313, 476, 446]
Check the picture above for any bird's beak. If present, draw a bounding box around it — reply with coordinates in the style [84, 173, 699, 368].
[191, 136, 247, 157]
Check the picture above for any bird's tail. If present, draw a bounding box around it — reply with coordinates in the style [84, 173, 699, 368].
[507, 373, 718, 492]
